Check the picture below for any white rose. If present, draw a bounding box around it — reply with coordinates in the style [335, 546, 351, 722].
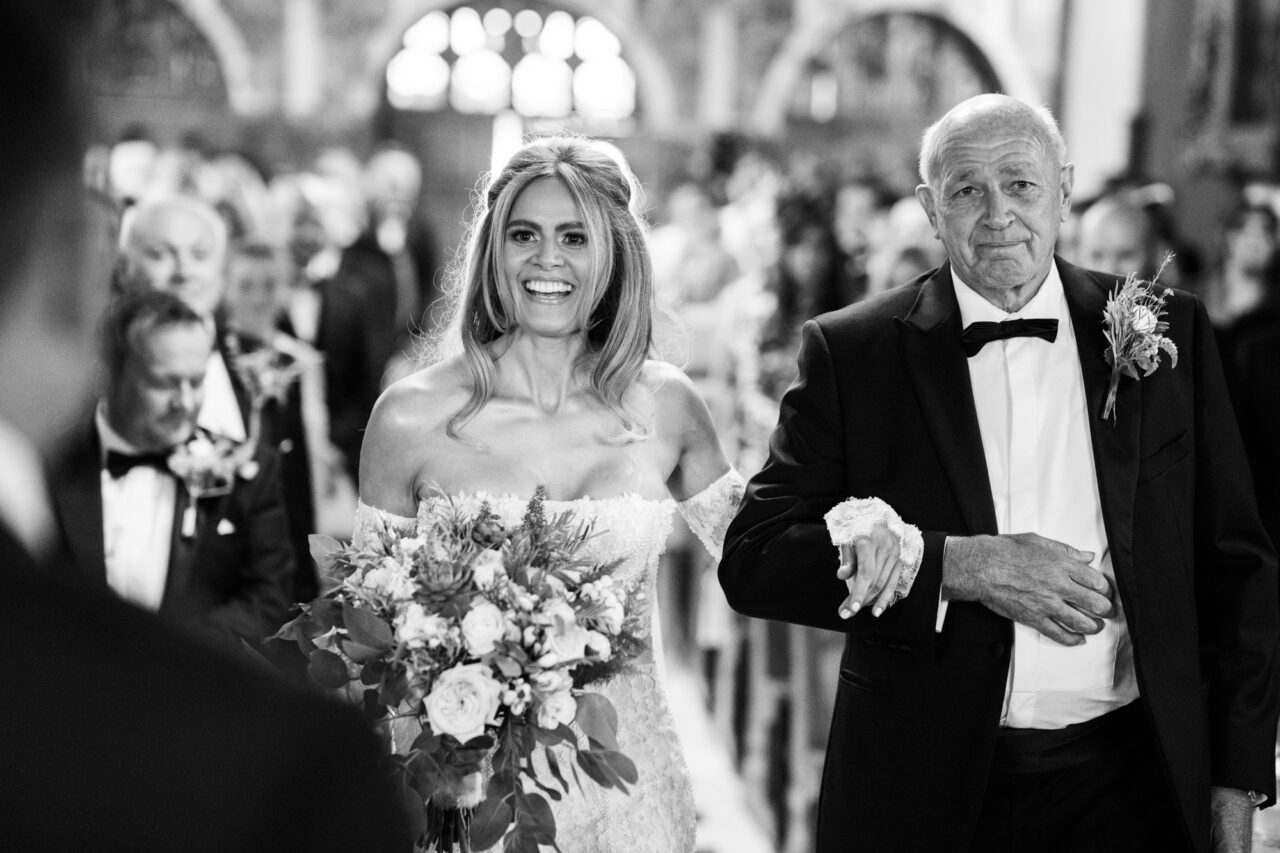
[1131, 305, 1158, 335]
[530, 668, 573, 695]
[585, 630, 612, 661]
[597, 591, 625, 635]
[423, 663, 502, 742]
[461, 601, 507, 656]
[471, 549, 505, 586]
[395, 602, 448, 646]
[535, 688, 577, 730]
[539, 618, 590, 667]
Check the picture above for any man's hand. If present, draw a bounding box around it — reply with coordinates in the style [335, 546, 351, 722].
[942, 533, 1112, 645]
[1210, 786, 1255, 853]
[836, 523, 904, 619]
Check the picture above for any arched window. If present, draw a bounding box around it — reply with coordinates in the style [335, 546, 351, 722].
[386, 3, 637, 128]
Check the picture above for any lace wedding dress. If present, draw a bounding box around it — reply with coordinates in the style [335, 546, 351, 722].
[353, 469, 745, 853]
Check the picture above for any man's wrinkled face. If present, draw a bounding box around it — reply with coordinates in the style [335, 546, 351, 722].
[110, 322, 212, 452]
[916, 122, 1072, 304]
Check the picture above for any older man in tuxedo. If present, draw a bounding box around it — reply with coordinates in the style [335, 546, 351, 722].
[50, 289, 292, 644]
[721, 94, 1279, 852]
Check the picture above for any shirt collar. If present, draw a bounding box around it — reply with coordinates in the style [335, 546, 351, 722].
[952, 260, 1067, 327]
[95, 401, 146, 463]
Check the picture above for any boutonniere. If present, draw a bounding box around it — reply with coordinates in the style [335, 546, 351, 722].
[167, 432, 258, 537]
[229, 341, 306, 409]
[1101, 256, 1179, 422]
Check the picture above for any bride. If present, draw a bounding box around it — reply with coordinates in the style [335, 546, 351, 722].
[357, 135, 744, 851]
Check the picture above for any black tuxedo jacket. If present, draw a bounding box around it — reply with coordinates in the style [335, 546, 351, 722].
[720, 257, 1280, 852]
[0, 525, 412, 851]
[49, 420, 294, 644]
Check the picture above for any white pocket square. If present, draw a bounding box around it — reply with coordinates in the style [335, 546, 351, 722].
[216, 518, 236, 536]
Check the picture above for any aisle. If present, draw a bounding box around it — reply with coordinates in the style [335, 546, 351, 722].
[665, 663, 776, 853]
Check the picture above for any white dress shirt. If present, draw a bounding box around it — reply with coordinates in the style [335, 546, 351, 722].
[199, 348, 246, 442]
[952, 262, 1138, 729]
[97, 405, 175, 612]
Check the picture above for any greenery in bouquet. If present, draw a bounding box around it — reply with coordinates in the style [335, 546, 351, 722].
[275, 487, 643, 852]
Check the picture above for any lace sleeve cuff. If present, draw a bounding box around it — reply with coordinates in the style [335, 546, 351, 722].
[675, 469, 746, 563]
[824, 497, 924, 605]
[353, 500, 418, 549]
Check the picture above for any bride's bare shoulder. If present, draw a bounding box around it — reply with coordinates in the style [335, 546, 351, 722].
[367, 356, 472, 438]
[637, 359, 711, 430]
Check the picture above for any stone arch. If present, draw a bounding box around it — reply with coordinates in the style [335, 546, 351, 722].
[749, 3, 1042, 137]
[361, 0, 680, 132]
[168, 0, 266, 116]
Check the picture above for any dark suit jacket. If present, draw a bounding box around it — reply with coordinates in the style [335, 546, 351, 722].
[49, 421, 294, 644]
[226, 330, 319, 602]
[720, 257, 1280, 852]
[0, 525, 412, 852]
[1230, 326, 1280, 552]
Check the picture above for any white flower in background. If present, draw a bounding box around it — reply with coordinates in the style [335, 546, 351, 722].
[530, 669, 573, 695]
[471, 549, 505, 586]
[423, 663, 502, 742]
[461, 600, 507, 655]
[585, 630, 612, 660]
[535, 688, 577, 729]
[538, 602, 590, 666]
[502, 679, 533, 715]
[395, 602, 449, 647]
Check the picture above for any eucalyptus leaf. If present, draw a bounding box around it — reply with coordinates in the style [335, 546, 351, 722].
[469, 795, 514, 850]
[308, 534, 345, 571]
[516, 791, 556, 844]
[600, 749, 639, 785]
[307, 648, 348, 689]
[340, 639, 385, 664]
[574, 693, 619, 752]
[343, 604, 393, 650]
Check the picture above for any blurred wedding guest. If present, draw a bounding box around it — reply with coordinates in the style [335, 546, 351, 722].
[315, 145, 439, 483]
[832, 176, 892, 304]
[0, 4, 411, 848]
[1077, 194, 1159, 279]
[106, 135, 158, 207]
[224, 239, 330, 601]
[117, 194, 249, 442]
[49, 290, 293, 645]
[866, 194, 947, 296]
[1209, 203, 1280, 332]
[753, 188, 852, 399]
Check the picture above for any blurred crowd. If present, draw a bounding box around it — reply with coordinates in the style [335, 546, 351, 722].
[71, 127, 1280, 849]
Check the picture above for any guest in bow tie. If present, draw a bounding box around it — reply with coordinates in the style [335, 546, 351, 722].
[721, 94, 1278, 852]
[49, 289, 293, 646]
[115, 193, 251, 444]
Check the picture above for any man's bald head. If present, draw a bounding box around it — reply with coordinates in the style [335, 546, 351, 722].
[118, 195, 229, 316]
[918, 94, 1067, 188]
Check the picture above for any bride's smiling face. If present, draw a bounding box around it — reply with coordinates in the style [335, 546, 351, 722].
[501, 176, 598, 339]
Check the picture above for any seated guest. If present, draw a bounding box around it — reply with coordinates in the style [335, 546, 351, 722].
[116, 194, 248, 442]
[224, 239, 328, 601]
[49, 290, 292, 645]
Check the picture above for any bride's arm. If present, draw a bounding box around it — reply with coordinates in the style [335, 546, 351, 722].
[654, 364, 745, 561]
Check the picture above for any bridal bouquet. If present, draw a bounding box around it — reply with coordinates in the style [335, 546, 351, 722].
[275, 488, 641, 853]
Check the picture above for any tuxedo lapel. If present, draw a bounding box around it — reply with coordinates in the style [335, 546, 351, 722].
[51, 426, 108, 587]
[1060, 258, 1141, 592]
[897, 264, 999, 536]
[160, 481, 199, 615]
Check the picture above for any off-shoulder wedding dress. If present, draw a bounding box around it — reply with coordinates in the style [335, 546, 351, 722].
[353, 469, 745, 853]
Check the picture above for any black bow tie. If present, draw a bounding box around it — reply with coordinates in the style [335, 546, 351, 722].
[960, 318, 1059, 357]
[105, 449, 172, 479]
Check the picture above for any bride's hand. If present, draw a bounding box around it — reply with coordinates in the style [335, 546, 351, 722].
[837, 523, 904, 619]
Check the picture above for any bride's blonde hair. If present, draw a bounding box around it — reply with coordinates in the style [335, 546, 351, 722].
[432, 134, 655, 439]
